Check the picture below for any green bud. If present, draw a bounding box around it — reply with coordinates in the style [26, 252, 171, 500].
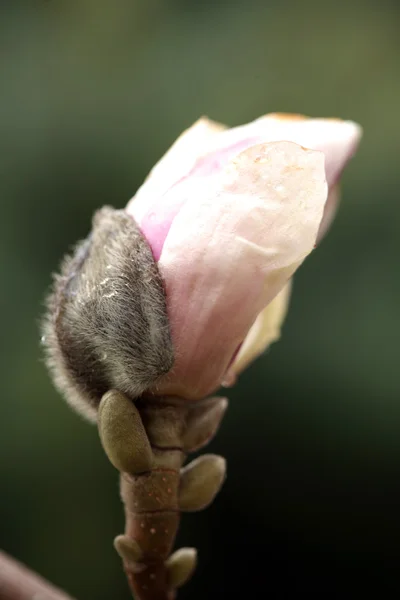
[98, 390, 153, 474]
[179, 454, 226, 512]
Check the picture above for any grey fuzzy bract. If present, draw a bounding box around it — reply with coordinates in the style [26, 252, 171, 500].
[42, 206, 174, 421]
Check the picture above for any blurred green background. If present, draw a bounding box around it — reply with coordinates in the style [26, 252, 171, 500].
[1, 0, 400, 598]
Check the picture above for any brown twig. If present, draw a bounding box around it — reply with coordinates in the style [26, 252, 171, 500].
[0, 550, 75, 600]
[98, 391, 228, 600]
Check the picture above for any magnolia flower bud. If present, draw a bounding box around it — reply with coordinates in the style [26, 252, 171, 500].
[127, 113, 361, 399]
[43, 113, 361, 418]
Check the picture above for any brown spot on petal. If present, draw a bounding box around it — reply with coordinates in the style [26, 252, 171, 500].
[283, 164, 304, 173]
[268, 113, 308, 121]
[254, 155, 270, 164]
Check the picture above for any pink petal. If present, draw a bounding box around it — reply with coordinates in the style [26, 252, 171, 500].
[128, 115, 361, 259]
[205, 114, 362, 187]
[126, 117, 225, 224]
[317, 183, 341, 243]
[223, 280, 293, 386]
[152, 141, 327, 400]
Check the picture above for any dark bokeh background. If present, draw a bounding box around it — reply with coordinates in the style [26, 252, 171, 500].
[1, 0, 400, 598]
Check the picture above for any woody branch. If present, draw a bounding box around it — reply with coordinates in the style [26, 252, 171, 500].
[0, 550, 75, 600]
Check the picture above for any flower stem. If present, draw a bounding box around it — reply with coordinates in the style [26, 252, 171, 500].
[98, 391, 228, 600]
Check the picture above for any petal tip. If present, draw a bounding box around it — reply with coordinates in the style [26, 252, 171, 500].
[346, 120, 363, 143]
[266, 112, 309, 121]
[194, 115, 226, 134]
